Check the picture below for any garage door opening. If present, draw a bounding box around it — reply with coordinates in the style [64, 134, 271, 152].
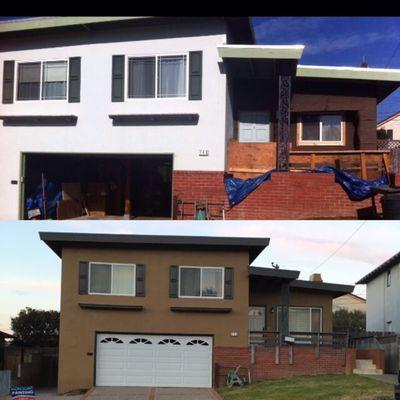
[21, 153, 173, 220]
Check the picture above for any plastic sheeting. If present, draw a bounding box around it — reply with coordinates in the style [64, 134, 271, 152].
[26, 179, 62, 219]
[224, 166, 388, 208]
[224, 171, 272, 206]
[313, 166, 388, 201]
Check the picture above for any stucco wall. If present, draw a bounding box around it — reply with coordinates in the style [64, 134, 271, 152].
[58, 245, 249, 392]
[0, 20, 229, 219]
[366, 262, 400, 333]
[249, 286, 333, 332]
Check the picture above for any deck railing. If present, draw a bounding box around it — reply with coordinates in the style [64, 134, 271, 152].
[290, 150, 390, 180]
[249, 331, 349, 349]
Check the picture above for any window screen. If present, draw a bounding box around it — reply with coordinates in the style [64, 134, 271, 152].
[17, 62, 41, 100]
[90, 264, 112, 294]
[128, 57, 155, 98]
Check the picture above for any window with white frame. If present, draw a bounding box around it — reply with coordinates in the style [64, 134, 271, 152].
[277, 306, 322, 333]
[16, 60, 68, 101]
[127, 54, 187, 99]
[89, 262, 136, 296]
[179, 266, 224, 298]
[299, 114, 343, 145]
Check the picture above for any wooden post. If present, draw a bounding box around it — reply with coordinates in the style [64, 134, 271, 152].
[383, 153, 391, 180]
[288, 344, 293, 365]
[275, 345, 280, 365]
[280, 282, 290, 344]
[124, 160, 132, 217]
[310, 153, 316, 170]
[360, 152, 367, 179]
[315, 332, 320, 359]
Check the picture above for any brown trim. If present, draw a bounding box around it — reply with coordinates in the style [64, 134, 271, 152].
[78, 303, 143, 311]
[170, 307, 232, 313]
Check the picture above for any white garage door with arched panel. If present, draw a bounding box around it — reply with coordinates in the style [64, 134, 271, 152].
[95, 334, 213, 388]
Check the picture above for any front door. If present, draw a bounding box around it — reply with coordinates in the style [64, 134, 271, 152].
[239, 111, 270, 142]
[249, 306, 266, 345]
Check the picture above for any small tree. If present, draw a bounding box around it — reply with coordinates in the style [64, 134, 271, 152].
[333, 308, 366, 335]
[11, 307, 60, 347]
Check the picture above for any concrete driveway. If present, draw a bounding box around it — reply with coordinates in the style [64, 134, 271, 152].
[83, 387, 221, 400]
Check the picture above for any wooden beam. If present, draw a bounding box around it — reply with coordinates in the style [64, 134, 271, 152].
[360, 152, 367, 179]
[310, 153, 316, 170]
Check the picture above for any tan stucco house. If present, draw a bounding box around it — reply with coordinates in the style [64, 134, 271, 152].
[40, 231, 354, 392]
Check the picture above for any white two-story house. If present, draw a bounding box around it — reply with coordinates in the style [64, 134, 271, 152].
[357, 251, 400, 333]
[2, 16, 400, 220]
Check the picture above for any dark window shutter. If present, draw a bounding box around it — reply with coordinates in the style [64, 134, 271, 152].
[135, 264, 146, 297]
[78, 261, 89, 295]
[2, 60, 15, 104]
[169, 265, 179, 298]
[189, 51, 202, 100]
[112, 55, 125, 102]
[224, 267, 234, 299]
[68, 57, 81, 103]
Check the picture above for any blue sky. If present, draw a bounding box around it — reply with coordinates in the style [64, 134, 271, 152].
[252, 17, 400, 122]
[1, 220, 399, 333]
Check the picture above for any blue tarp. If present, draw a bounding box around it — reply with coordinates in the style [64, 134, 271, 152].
[313, 166, 388, 201]
[224, 166, 388, 207]
[224, 171, 272, 206]
[26, 180, 62, 219]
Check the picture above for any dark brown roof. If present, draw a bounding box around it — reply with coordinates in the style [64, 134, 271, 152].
[39, 232, 269, 258]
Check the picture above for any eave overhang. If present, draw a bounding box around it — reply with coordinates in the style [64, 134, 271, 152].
[218, 44, 305, 60]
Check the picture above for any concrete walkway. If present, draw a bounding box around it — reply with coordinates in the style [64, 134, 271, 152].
[363, 374, 398, 385]
[83, 387, 220, 400]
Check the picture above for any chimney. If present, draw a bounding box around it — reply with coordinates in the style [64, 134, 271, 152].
[309, 273, 323, 282]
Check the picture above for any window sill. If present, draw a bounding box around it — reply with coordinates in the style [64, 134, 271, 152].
[78, 303, 143, 311]
[170, 306, 232, 313]
[298, 141, 344, 146]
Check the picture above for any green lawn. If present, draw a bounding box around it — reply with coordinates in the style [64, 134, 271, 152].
[218, 374, 393, 400]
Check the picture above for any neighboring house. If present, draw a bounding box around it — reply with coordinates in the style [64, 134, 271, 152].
[2, 17, 400, 220]
[377, 111, 400, 141]
[40, 231, 353, 392]
[357, 251, 400, 333]
[0, 331, 14, 370]
[333, 293, 366, 312]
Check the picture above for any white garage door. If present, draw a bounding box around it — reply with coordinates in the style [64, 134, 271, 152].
[95, 334, 213, 388]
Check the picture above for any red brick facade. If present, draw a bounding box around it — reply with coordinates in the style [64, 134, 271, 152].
[214, 346, 349, 387]
[173, 171, 381, 220]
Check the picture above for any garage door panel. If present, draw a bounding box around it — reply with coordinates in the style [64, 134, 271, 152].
[96, 334, 212, 388]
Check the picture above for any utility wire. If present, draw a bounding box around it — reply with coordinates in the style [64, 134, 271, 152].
[385, 40, 400, 68]
[307, 221, 367, 276]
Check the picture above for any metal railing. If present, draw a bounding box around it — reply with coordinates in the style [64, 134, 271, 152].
[249, 331, 349, 349]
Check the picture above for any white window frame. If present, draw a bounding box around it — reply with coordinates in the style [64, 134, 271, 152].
[14, 58, 69, 103]
[178, 266, 225, 299]
[88, 262, 136, 296]
[298, 114, 344, 146]
[125, 52, 189, 101]
[277, 306, 323, 333]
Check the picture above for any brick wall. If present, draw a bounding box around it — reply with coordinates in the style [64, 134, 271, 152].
[173, 171, 381, 220]
[214, 346, 349, 387]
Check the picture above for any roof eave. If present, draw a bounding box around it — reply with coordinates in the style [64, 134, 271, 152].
[218, 44, 305, 60]
[297, 65, 400, 83]
[0, 16, 151, 33]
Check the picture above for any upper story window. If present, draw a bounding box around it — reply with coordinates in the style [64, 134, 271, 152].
[299, 114, 343, 146]
[178, 266, 224, 299]
[387, 269, 391, 287]
[89, 262, 136, 296]
[16, 60, 68, 101]
[127, 54, 187, 99]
